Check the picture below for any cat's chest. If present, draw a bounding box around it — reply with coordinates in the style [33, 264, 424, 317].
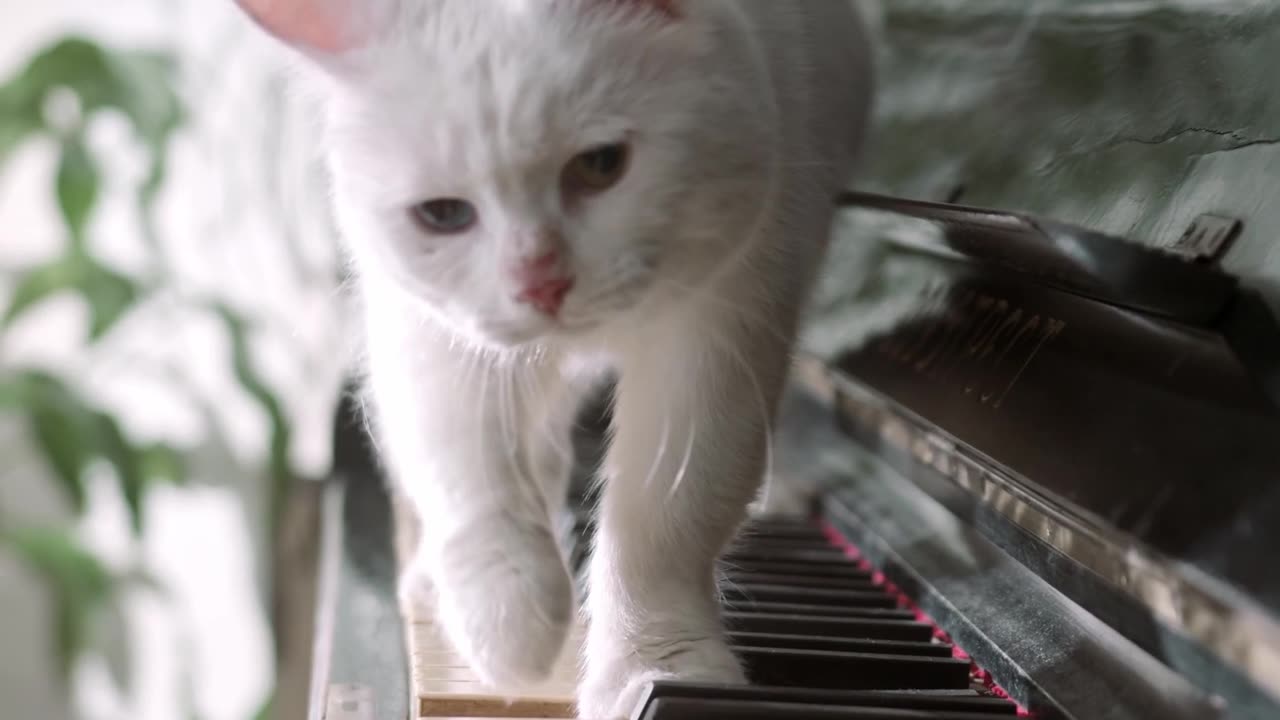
[560, 348, 615, 386]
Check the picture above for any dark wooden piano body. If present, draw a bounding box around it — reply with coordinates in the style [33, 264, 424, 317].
[307, 3, 1280, 719]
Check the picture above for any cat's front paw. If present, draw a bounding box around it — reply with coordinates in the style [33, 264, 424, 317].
[577, 626, 744, 719]
[397, 554, 437, 621]
[434, 517, 575, 688]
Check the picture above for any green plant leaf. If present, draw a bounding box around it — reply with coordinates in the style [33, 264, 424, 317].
[86, 417, 184, 533]
[95, 48, 183, 262]
[1, 255, 139, 340]
[252, 693, 274, 720]
[28, 403, 94, 513]
[0, 36, 184, 262]
[12, 372, 99, 513]
[0, 37, 182, 149]
[211, 304, 295, 525]
[92, 411, 147, 533]
[2, 258, 78, 328]
[0, 378, 22, 407]
[138, 443, 185, 487]
[101, 50, 184, 149]
[2, 38, 113, 114]
[0, 88, 42, 162]
[137, 151, 169, 257]
[2, 526, 115, 676]
[56, 135, 98, 246]
[81, 261, 139, 340]
[0, 372, 179, 529]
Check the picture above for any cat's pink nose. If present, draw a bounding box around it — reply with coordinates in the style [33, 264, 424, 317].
[516, 276, 575, 316]
[511, 250, 574, 316]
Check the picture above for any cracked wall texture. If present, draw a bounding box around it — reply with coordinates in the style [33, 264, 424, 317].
[810, 0, 1280, 354]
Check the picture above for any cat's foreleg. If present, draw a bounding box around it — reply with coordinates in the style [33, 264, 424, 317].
[369, 328, 576, 687]
[520, 367, 589, 563]
[578, 297, 798, 717]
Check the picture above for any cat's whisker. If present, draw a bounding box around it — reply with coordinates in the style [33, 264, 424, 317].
[651, 275, 793, 347]
[519, 361, 565, 489]
[496, 363, 535, 512]
[509, 368, 546, 512]
[509, 366, 548, 515]
[569, 272, 645, 308]
[557, 311, 615, 332]
[496, 361, 514, 461]
[356, 389, 384, 459]
[715, 568, 746, 608]
[710, 329, 778, 512]
[505, 365, 519, 455]
[753, 384, 778, 512]
[474, 351, 497, 504]
[665, 418, 698, 503]
[642, 414, 672, 490]
[558, 304, 625, 331]
[517, 364, 563, 464]
[559, 269, 652, 327]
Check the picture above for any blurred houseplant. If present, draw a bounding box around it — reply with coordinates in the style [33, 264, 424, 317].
[0, 33, 324, 719]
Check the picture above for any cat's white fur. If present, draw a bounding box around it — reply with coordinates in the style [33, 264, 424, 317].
[234, 0, 872, 716]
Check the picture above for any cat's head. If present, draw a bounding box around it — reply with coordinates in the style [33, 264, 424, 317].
[237, 0, 745, 350]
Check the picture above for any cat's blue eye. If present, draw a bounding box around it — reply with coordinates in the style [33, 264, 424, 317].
[412, 198, 477, 234]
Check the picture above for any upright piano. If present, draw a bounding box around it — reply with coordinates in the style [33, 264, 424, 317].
[312, 185, 1280, 720]
[306, 3, 1280, 719]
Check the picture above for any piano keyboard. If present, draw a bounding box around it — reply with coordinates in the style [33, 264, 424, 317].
[409, 517, 1023, 719]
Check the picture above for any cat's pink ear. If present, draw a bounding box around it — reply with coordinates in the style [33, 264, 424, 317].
[234, 0, 367, 53]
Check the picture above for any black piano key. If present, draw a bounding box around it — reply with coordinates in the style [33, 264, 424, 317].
[734, 542, 848, 557]
[747, 517, 824, 530]
[725, 613, 935, 641]
[724, 583, 898, 608]
[724, 571, 879, 590]
[740, 525, 830, 542]
[727, 632, 954, 657]
[638, 696, 1016, 720]
[726, 601, 915, 620]
[742, 532, 829, 543]
[633, 681, 1018, 717]
[724, 557, 871, 575]
[736, 534, 841, 548]
[726, 547, 852, 565]
[739, 647, 972, 691]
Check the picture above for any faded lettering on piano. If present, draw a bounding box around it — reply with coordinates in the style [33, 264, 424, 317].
[873, 281, 1066, 408]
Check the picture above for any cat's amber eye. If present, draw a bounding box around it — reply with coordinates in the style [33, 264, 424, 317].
[564, 143, 630, 194]
[412, 198, 477, 234]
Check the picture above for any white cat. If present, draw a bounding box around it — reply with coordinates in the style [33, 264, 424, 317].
[233, 1, 872, 716]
